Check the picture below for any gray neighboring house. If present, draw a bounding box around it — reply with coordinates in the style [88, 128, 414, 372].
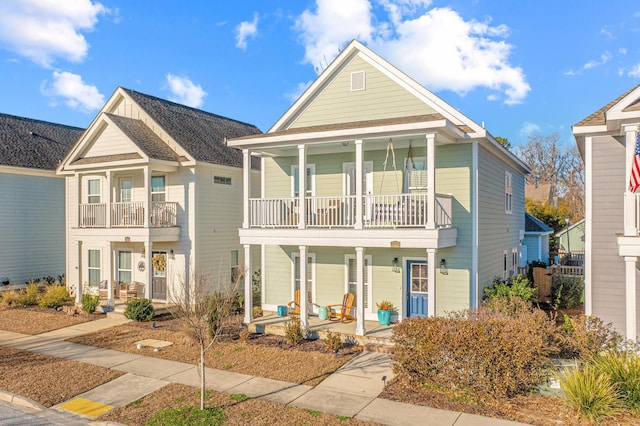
[573, 83, 640, 341]
[0, 113, 83, 285]
[523, 213, 553, 265]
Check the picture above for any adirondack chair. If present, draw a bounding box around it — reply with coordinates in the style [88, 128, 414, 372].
[327, 293, 355, 323]
[287, 289, 301, 316]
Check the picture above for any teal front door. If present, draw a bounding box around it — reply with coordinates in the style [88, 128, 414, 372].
[407, 260, 428, 317]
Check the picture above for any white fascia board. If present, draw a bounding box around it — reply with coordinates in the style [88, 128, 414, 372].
[63, 158, 149, 172]
[572, 124, 609, 135]
[0, 165, 59, 178]
[229, 119, 451, 149]
[606, 86, 640, 117]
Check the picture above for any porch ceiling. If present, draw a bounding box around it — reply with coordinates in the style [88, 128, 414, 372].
[238, 227, 457, 249]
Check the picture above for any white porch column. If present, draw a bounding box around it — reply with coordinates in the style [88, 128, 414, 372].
[625, 256, 638, 341]
[298, 145, 307, 230]
[355, 247, 365, 336]
[106, 241, 113, 306]
[76, 240, 82, 304]
[426, 133, 436, 229]
[299, 246, 309, 329]
[144, 240, 151, 299]
[427, 248, 437, 317]
[584, 136, 593, 316]
[144, 166, 151, 228]
[624, 125, 639, 236]
[242, 149, 251, 229]
[105, 170, 112, 228]
[355, 139, 364, 230]
[243, 244, 253, 324]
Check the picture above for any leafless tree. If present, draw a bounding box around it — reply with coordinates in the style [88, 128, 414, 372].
[168, 269, 241, 410]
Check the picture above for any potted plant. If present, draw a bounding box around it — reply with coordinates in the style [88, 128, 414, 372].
[376, 300, 394, 325]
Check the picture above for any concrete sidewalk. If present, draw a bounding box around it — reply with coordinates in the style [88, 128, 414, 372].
[0, 318, 529, 426]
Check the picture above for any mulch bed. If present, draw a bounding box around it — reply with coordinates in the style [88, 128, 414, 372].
[0, 306, 102, 334]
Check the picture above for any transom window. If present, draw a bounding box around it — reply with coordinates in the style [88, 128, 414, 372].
[151, 176, 165, 202]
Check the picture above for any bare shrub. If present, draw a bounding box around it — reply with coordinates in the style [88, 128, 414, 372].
[556, 314, 618, 359]
[392, 301, 555, 398]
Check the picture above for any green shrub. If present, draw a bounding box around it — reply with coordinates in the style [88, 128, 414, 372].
[551, 275, 584, 308]
[484, 274, 537, 303]
[38, 284, 71, 308]
[556, 315, 617, 359]
[17, 282, 40, 306]
[560, 363, 622, 421]
[146, 406, 225, 425]
[124, 298, 155, 321]
[592, 350, 640, 411]
[81, 294, 100, 314]
[284, 315, 305, 346]
[392, 305, 555, 398]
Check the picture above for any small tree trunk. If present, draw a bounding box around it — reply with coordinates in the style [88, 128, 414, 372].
[200, 343, 205, 410]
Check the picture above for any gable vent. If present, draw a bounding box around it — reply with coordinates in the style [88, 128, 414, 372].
[351, 71, 366, 91]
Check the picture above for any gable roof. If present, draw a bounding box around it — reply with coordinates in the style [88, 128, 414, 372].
[525, 213, 553, 234]
[574, 84, 640, 127]
[105, 114, 181, 162]
[121, 88, 262, 169]
[555, 218, 585, 237]
[0, 113, 82, 170]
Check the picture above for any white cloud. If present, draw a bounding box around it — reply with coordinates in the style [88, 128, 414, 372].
[600, 26, 613, 39]
[294, 0, 375, 72]
[629, 64, 640, 78]
[165, 74, 207, 108]
[235, 13, 259, 50]
[519, 122, 541, 139]
[0, 0, 108, 68]
[41, 71, 104, 111]
[583, 51, 612, 70]
[294, 1, 530, 105]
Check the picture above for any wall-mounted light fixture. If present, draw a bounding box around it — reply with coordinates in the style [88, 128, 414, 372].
[392, 257, 401, 273]
[170, 249, 175, 260]
[440, 259, 448, 275]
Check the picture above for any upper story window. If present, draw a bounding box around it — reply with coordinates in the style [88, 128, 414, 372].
[404, 157, 427, 193]
[291, 165, 315, 197]
[505, 172, 513, 214]
[151, 176, 165, 202]
[87, 179, 101, 204]
[120, 177, 132, 202]
[214, 175, 232, 186]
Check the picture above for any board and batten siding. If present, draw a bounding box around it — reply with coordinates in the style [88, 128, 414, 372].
[287, 55, 436, 129]
[0, 172, 65, 283]
[477, 144, 525, 293]
[590, 135, 640, 334]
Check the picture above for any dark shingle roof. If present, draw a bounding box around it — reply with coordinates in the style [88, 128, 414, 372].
[0, 113, 83, 170]
[105, 113, 181, 162]
[122, 88, 262, 169]
[525, 213, 553, 234]
[574, 84, 640, 127]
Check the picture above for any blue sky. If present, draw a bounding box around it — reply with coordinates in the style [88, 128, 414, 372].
[0, 0, 639, 149]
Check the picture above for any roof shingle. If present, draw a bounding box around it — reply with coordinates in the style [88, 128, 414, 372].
[0, 113, 82, 170]
[574, 84, 640, 127]
[105, 113, 181, 162]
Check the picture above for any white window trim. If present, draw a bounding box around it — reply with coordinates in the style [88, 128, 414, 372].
[291, 252, 316, 312]
[151, 175, 166, 202]
[342, 161, 373, 196]
[512, 247, 519, 275]
[119, 176, 133, 203]
[505, 171, 513, 214]
[87, 249, 101, 288]
[403, 156, 428, 193]
[117, 250, 132, 284]
[87, 178, 101, 204]
[503, 249, 509, 280]
[344, 254, 373, 313]
[291, 164, 316, 197]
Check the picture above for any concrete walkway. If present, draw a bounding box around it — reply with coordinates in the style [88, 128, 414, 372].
[0, 318, 529, 426]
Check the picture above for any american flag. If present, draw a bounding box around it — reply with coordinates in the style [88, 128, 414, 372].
[630, 132, 640, 193]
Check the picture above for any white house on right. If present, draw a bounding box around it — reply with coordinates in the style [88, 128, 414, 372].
[573, 84, 640, 341]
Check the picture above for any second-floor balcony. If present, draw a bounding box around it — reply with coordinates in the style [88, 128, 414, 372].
[79, 202, 178, 228]
[249, 193, 452, 229]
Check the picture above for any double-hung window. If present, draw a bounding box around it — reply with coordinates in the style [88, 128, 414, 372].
[118, 251, 132, 284]
[88, 250, 100, 288]
[151, 176, 166, 202]
[505, 172, 513, 214]
[88, 179, 101, 203]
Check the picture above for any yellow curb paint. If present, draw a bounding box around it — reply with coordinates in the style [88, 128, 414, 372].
[58, 397, 113, 417]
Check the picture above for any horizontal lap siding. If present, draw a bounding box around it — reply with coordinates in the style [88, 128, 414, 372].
[435, 144, 473, 313]
[289, 56, 435, 128]
[477, 144, 525, 294]
[590, 136, 629, 334]
[0, 172, 65, 283]
[84, 124, 137, 157]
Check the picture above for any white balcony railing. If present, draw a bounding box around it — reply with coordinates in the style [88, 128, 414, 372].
[248, 193, 453, 229]
[79, 202, 178, 228]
